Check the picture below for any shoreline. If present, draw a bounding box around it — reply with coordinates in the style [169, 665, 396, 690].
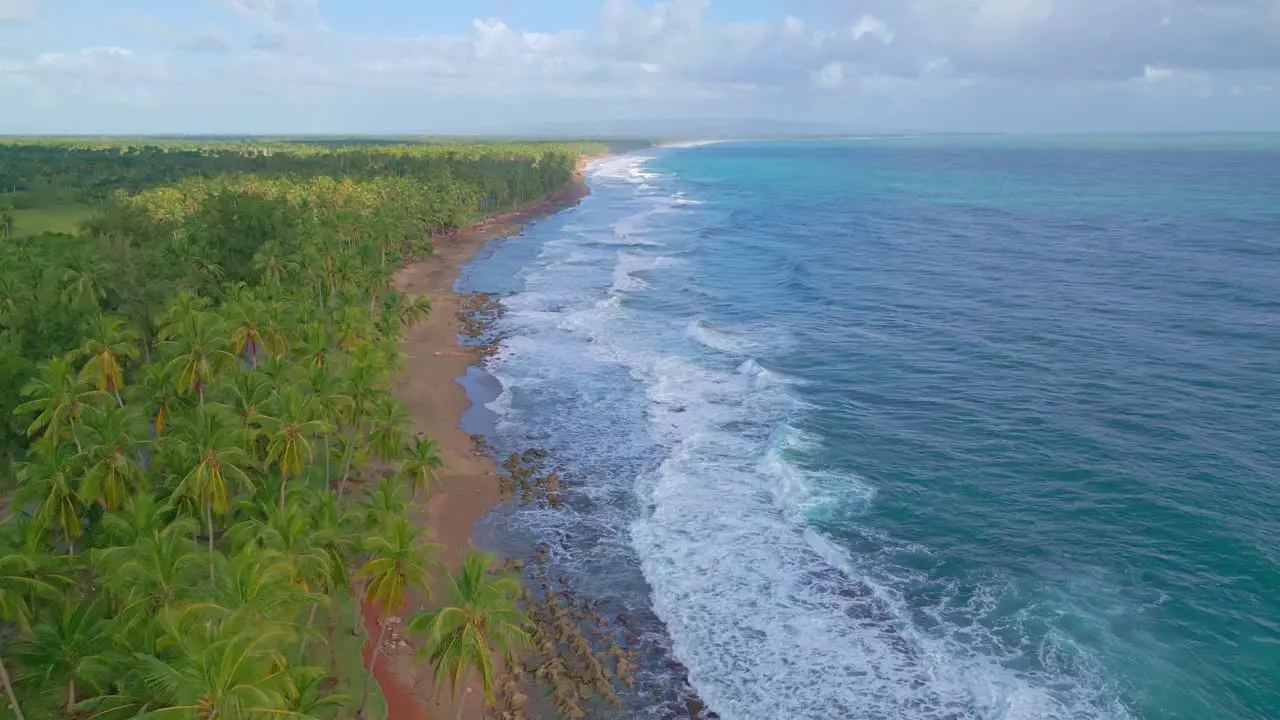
[367, 162, 596, 720]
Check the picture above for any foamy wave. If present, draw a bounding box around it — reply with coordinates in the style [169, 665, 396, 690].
[660, 139, 728, 149]
[612, 251, 675, 293]
[610, 207, 666, 244]
[736, 357, 801, 388]
[687, 318, 758, 355]
[466, 149, 1133, 720]
[592, 155, 660, 183]
[635, 433, 1130, 719]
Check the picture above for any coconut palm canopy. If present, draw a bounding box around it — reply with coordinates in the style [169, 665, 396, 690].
[0, 139, 606, 719]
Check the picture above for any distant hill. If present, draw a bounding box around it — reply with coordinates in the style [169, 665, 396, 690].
[461, 118, 885, 142]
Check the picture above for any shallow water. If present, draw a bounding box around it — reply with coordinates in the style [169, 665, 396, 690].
[460, 138, 1280, 720]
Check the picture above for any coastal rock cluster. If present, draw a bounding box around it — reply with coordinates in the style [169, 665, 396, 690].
[464, 291, 717, 719]
[458, 290, 507, 358]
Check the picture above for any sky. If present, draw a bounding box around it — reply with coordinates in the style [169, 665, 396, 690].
[1, 0, 1279, 134]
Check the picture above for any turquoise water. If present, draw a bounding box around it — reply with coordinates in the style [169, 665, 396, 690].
[461, 138, 1280, 719]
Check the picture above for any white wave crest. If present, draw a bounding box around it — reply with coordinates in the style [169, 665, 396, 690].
[612, 251, 675, 293]
[466, 151, 1133, 720]
[687, 318, 758, 355]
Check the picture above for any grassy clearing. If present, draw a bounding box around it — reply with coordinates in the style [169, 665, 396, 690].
[311, 592, 388, 720]
[10, 203, 96, 236]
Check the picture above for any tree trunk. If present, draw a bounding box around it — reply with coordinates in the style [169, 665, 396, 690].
[205, 499, 215, 585]
[67, 677, 75, 715]
[278, 466, 288, 516]
[0, 658, 24, 720]
[455, 688, 472, 720]
[357, 619, 389, 718]
[324, 436, 331, 486]
[298, 601, 319, 658]
[336, 428, 360, 499]
[351, 579, 364, 636]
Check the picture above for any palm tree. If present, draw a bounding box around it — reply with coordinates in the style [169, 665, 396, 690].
[0, 269, 27, 328]
[77, 314, 142, 407]
[15, 596, 108, 714]
[96, 492, 173, 546]
[251, 241, 296, 292]
[228, 499, 332, 658]
[366, 396, 410, 465]
[409, 551, 529, 709]
[254, 353, 298, 401]
[305, 366, 349, 486]
[281, 666, 346, 717]
[335, 305, 373, 351]
[74, 404, 148, 511]
[225, 366, 272, 431]
[335, 356, 384, 498]
[257, 390, 329, 514]
[60, 250, 106, 312]
[355, 516, 438, 718]
[260, 301, 291, 360]
[127, 614, 303, 720]
[132, 362, 181, 437]
[360, 477, 407, 530]
[14, 443, 85, 554]
[156, 290, 212, 332]
[0, 200, 14, 240]
[309, 490, 358, 642]
[225, 293, 266, 368]
[172, 404, 255, 581]
[213, 548, 306, 627]
[94, 516, 202, 641]
[161, 310, 232, 406]
[395, 294, 432, 329]
[397, 435, 444, 499]
[0, 543, 69, 720]
[296, 322, 336, 371]
[15, 354, 102, 451]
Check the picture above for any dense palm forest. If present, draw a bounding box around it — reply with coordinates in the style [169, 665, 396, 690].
[0, 139, 610, 719]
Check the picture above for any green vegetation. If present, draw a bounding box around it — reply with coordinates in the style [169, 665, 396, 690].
[0, 138, 607, 719]
[8, 205, 96, 237]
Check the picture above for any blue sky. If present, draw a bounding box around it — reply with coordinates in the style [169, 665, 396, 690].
[2, 0, 1279, 134]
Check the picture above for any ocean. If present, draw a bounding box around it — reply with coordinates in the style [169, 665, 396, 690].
[457, 137, 1280, 720]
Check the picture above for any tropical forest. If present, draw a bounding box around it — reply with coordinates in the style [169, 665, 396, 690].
[0, 137, 632, 719]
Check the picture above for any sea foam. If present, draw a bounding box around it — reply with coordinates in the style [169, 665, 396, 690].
[466, 150, 1134, 720]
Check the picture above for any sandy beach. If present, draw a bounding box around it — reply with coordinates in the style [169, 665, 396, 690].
[363, 163, 594, 720]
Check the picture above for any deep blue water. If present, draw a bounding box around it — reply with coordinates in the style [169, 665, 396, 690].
[459, 138, 1280, 719]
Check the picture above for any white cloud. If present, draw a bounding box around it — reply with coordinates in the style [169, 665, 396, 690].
[783, 15, 805, 39]
[177, 27, 235, 54]
[1135, 63, 1211, 94]
[218, 0, 316, 27]
[0, 0, 35, 21]
[1140, 64, 1180, 83]
[3, 0, 1280, 133]
[852, 15, 894, 44]
[812, 62, 845, 89]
